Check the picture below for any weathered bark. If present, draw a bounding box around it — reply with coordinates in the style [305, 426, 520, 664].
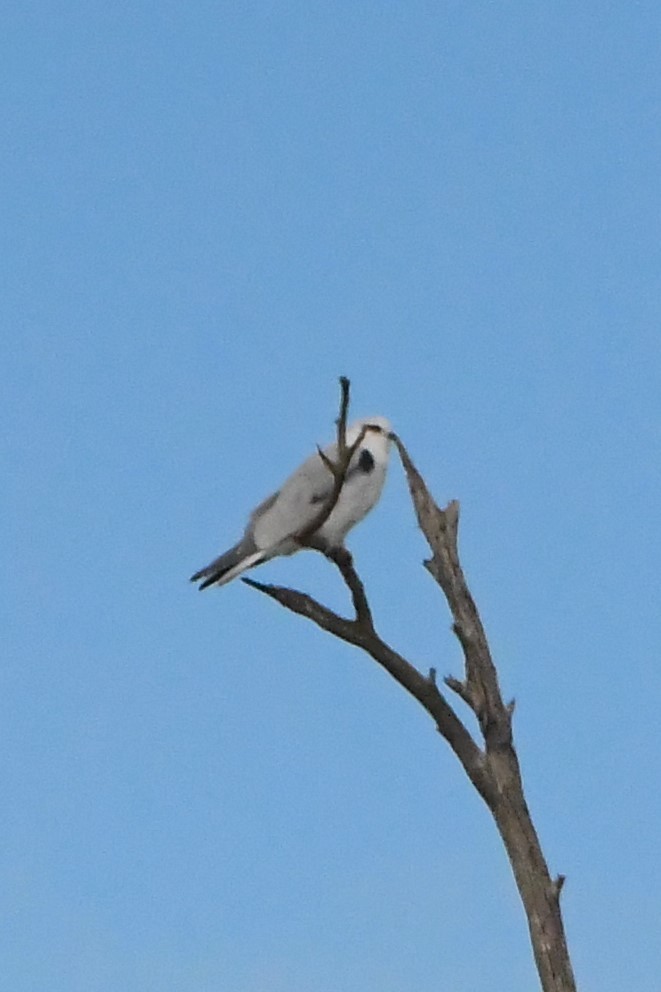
[393, 437, 575, 992]
[243, 381, 577, 992]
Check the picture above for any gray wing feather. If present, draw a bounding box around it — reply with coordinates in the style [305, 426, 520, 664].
[249, 449, 335, 550]
[190, 540, 247, 588]
[192, 449, 335, 588]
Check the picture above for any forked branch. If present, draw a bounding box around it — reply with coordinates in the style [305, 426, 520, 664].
[292, 376, 368, 548]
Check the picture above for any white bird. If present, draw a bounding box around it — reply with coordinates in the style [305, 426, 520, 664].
[191, 416, 392, 590]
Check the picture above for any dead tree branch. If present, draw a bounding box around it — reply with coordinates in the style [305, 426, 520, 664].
[243, 553, 490, 801]
[243, 379, 577, 992]
[391, 434, 576, 992]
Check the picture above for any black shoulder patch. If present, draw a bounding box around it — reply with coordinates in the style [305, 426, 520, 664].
[358, 448, 375, 473]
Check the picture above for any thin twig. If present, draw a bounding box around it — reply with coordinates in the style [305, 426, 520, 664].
[336, 374, 350, 453]
[293, 377, 367, 547]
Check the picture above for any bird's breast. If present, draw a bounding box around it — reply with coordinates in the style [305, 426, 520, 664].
[316, 462, 387, 546]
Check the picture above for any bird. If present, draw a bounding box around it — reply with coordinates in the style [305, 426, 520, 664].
[191, 416, 392, 590]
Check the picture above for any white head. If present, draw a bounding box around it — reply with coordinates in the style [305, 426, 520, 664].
[345, 416, 392, 454]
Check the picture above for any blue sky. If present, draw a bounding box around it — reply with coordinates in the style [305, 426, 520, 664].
[4, 2, 661, 989]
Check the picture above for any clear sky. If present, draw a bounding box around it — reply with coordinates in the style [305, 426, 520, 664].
[4, 2, 661, 989]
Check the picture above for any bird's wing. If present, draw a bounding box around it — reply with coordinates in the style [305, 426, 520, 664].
[249, 448, 336, 550]
[191, 540, 266, 590]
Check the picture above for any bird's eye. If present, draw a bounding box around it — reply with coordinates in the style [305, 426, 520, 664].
[358, 448, 375, 473]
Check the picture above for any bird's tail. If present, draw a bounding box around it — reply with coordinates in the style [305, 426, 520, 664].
[190, 542, 267, 591]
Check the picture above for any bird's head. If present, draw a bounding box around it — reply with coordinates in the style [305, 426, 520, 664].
[346, 416, 392, 456]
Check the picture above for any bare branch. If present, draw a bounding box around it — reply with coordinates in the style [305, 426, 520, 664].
[241, 575, 357, 640]
[316, 444, 338, 477]
[389, 432, 576, 992]
[244, 556, 492, 805]
[444, 674, 477, 709]
[336, 374, 350, 453]
[553, 875, 567, 900]
[390, 432, 510, 748]
[325, 546, 373, 628]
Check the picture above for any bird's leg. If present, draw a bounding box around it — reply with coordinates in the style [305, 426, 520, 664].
[301, 533, 332, 554]
[326, 545, 353, 568]
[301, 536, 353, 569]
